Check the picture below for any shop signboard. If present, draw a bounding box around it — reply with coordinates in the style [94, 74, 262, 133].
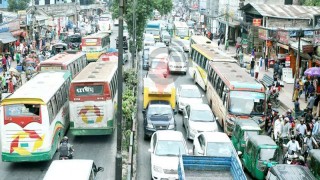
[253, 19, 261, 26]
[258, 29, 268, 40]
[277, 30, 289, 44]
[314, 29, 320, 45]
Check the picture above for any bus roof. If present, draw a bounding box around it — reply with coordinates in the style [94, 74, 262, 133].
[43, 160, 94, 180]
[209, 61, 264, 91]
[249, 135, 277, 147]
[309, 149, 320, 162]
[190, 35, 212, 44]
[72, 61, 117, 83]
[143, 75, 175, 94]
[2, 71, 70, 105]
[192, 44, 232, 61]
[173, 21, 188, 28]
[82, 31, 109, 39]
[39, 51, 85, 66]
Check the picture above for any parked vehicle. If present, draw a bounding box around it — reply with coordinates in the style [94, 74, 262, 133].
[183, 104, 218, 140]
[143, 101, 177, 139]
[176, 85, 203, 112]
[266, 164, 316, 180]
[307, 149, 320, 179]
[177, 155, 246, 180]
[150, 131, 188, 180]
[231, 120, 262, 155]
[43, 160, 104, 180]
[241, 135, 279, 180]
[142, 47, 150, 70]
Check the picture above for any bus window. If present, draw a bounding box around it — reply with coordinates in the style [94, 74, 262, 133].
[51, 97, 58, 117]
[47, 101, 54, 123]
[5, 104, 40, 117]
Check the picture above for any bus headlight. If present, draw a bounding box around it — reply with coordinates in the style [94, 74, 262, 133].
[168, 124, 175, 129]
[147, 123, 154, 129]
[153, 165, 163, 173]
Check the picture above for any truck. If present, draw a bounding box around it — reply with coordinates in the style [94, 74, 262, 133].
[145, 21, 161, 42]
[178, 155, 247, 180]
[143, 72, 176, 110]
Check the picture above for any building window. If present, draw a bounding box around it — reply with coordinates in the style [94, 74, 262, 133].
[45, 0, 50, 4]
[0, 0, 2, 5]
[35, 0, 39, 5]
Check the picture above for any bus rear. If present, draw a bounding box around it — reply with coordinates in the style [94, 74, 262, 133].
[82, 33, 109, 63]
[69, 82, 114, 135]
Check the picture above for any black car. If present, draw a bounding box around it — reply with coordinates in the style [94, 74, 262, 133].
[66, 34, 82, 50]
[116, 36, 128, 50]
[143, 100, 176, 140]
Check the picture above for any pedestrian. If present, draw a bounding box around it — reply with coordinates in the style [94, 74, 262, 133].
[304, 79, 311, 102]
[314, 95, 320, 117]
[11, 73, 17, 91]
[9, 44, 14, 61]
[298, 79, 304, 98]
[274, 61, 279, 77]
[251, 48, 255, 60]
[294, 98, 301, 118]
[293, 79, 300, 101]
[278, 63, 283, 80]
[307, 82, 315, 100]
[264, 56, 269, 71]
[305, 109, 313, 124]
[254, 61, 259, 79]
[7, 78, 14, 93]
[273, 117, 282, 140]
[15, 40, 20, 51]
[2, 54, 7, 71]
[250, 58, 255, 77]
[259, 56, 263, 70]
[312, 118, 319, 135]
[15, 51, 21, 65]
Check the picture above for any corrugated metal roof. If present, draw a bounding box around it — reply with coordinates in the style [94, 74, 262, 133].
[243, 3, 320, 19]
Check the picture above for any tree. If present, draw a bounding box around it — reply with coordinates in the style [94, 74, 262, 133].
[300, 0, 320, 6]
[111, 0, 172, 51]
[8, 0, 30, 12]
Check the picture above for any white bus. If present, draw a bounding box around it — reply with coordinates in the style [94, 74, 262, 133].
[0, 71, 72, 162]
[69, 61, 118, 135]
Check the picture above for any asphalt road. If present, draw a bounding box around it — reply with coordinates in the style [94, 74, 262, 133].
[0, 27, 121, 180]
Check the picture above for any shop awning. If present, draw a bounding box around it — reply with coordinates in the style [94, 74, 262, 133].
[0, 32, 16, 44]
[11, 29, 26, 37]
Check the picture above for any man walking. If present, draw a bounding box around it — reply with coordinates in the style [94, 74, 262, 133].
[264, 56, 269, 71]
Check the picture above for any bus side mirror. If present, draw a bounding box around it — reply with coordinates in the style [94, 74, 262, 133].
[97, 167, 104, 172]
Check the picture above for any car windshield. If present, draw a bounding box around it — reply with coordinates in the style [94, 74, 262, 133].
[176, 29, 188, 36]
[229, 91, 265, 115]
[150, 61, 167, 69]
[170, 55, 185, 62]
[148, 105, 172, 117]
[155, 140, 186, 156]
[180, 88, 201, 98]
[259, 148, 278, 161]
[190, 110, 214, 122]
[206, 142, 233, 157]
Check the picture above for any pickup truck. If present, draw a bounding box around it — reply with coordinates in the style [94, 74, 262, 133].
[178, 155, 246, 180]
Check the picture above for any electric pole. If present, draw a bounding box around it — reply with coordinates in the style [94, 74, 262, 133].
[132, 0, 136, 69]
[224, 0, 229, 50]
[31, 0, 36, 42]
[115, 0, 124, 178]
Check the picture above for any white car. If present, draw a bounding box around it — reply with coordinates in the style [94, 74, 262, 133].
[193, 132, 242, 165]
[176, 85, 203, 112]
[183, 104, 218, 140]
[149, 130, 188, 180]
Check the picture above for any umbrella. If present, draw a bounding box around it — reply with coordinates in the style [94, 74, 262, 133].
[304, 67, 320, 77]
[8, 67, 19, 75]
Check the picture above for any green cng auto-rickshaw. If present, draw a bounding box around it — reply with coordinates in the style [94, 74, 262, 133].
[308, 149, 320, 179]
[266, 164, 316, 180]
[242, 135, 279, 180]
[232, 120, 261, 154]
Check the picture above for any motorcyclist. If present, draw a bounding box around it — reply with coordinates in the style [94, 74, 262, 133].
[283, 136, 301, 155]
[303, 132, 319, 160]
[286, 109, 294, 123]
[59, 136, 74, 159]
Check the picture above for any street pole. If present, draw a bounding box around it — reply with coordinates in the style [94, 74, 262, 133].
[131, 0, 136, 69]
[292, 29, 302, 100]
[224, 0, 229, 50]
[115, 0, 124, 178]
[31, 0, 35, 43]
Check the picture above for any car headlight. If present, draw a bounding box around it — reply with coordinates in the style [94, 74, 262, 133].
[168, 124, 175, 129]
[153, 165, 163, 173]
[147, 123, 154, 129]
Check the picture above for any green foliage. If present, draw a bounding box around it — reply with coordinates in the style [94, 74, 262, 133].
[111, 0, 172, 51]
[8, 0, 30, 12]
[301, 0, 320, 6]
[123, 68, 138, 90]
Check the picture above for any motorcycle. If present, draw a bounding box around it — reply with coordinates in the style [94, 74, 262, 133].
[269, 92, 280, 108]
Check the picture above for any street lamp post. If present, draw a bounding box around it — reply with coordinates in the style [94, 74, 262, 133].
[131, 0, 136, 69]
[292, 29, 303, 100]
[115, 0, 124, 179]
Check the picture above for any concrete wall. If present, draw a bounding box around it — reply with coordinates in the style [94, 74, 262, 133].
[266, 17, 311, 28]
[0, 0, 8, 9]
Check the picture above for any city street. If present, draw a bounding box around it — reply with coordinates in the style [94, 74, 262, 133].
[0, 26, 121, 180]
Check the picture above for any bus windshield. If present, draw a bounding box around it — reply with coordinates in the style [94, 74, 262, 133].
[75, 85, 104, 96]
[176, 29, 188, 36]
[5, 104, 40, 117]
[229, 91, 265, 115]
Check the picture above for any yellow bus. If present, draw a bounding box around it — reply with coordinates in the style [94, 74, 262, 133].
[190, 35, 211, 45]
[173, 21, 190, 40]
[189, 43, 235, 90]
[81, 32, 110, 63]
[143, 72, 176, 110]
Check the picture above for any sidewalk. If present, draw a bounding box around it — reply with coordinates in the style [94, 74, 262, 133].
[210, 38, 307, 112]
